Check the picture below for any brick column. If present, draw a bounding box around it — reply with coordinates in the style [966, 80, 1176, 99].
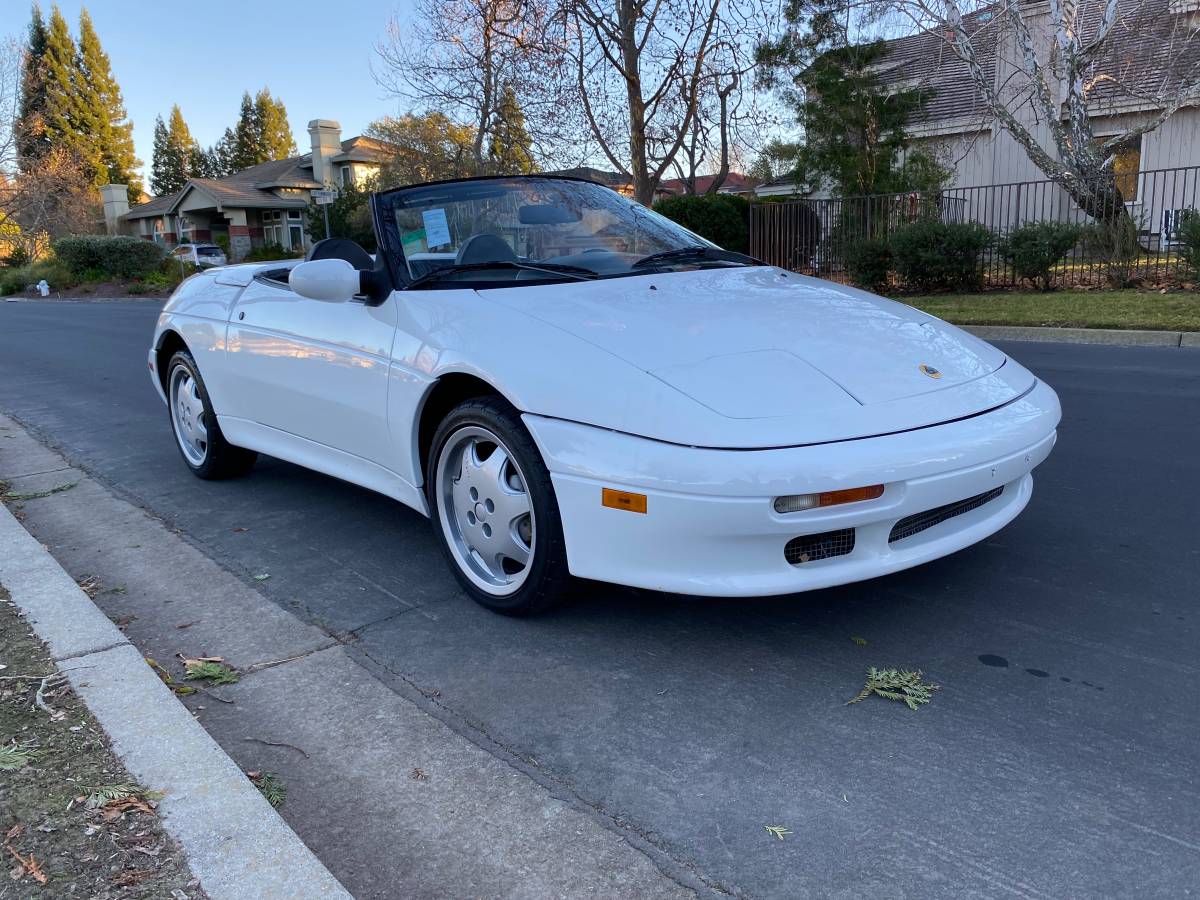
[229, 225, 251, 263]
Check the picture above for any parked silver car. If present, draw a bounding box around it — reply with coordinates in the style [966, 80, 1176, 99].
[172, 243, 227, 268]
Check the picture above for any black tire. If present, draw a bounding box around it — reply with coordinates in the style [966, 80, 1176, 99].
[166, 349, 257, 480]
[427, 396, 570, 616]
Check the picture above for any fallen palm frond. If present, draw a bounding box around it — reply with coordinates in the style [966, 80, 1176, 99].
[847, 667, 939, 711]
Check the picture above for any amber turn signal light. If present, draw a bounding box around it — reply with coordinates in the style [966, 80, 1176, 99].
[602, 488, 648, 514]
[773, 484, 884, 514]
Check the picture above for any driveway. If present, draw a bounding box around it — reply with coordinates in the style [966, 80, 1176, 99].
[1, 298, 1197, 898]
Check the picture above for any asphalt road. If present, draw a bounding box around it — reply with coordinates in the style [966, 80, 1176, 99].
[1, 298, 1198, 899]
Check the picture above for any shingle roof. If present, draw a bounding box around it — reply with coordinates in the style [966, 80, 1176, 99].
[123, 134, 388, 220]
[873, 0, 1200, 129]
[544, 166, 632, 187]
[331, 136, 392, 164]
[874, 7, 999, 129]
[122, 191, 181, 220]
[658, 173, 759, 195]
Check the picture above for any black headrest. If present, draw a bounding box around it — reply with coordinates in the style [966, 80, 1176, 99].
[456, 233, 517, 265]
[307, 238, 374, 271]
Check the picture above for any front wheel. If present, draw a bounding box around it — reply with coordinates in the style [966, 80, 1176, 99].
[427, 397, 570, 615]
[167, 350, 257, 479]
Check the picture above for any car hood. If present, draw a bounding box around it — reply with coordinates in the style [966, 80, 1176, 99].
[484, 267, 1033, 446]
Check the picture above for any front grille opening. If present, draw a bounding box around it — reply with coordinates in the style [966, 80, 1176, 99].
[785, 528, 855, 565]
[888, 486, 1004, 544]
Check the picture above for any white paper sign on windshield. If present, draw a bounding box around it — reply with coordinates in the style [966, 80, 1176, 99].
[422, 209, 452, 249]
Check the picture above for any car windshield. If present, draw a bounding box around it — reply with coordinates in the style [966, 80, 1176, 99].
[196, 246, 221, 256]
[380, 177, 747, 284]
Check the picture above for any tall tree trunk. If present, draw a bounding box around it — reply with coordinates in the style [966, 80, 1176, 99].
[616, 0, 652, 204]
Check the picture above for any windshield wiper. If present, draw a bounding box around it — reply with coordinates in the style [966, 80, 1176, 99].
[405, 260, 599, 289]
[631, 246, 758, 269]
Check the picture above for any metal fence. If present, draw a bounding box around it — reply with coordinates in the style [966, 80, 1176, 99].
[749, 165, 1200, 288]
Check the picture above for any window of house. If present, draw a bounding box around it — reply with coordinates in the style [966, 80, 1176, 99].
[1113, 137, 1142, 202]
[288, 224, 304, 249]
[341, 166, 352, 188]
[287, 209, 301, 220]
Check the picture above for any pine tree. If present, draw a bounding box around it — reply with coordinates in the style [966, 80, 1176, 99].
[41, 6, 95, 179]
[15, 4, 50, 170]
[150, 114, 170, 191]
[188, 145, 216, 179]
[150, 105, 197, 194]
[230, 91, 263, 170]
[487, 86, 536, 175]
[210, 127, 237, 177]
[77, 8, 140, 198]
[255, 88, 297, 162]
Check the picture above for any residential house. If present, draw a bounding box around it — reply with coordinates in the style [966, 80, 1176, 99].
[106, 120, 390, 261]
[658, 173, 759, 196]
[821, 0, 1200, 240]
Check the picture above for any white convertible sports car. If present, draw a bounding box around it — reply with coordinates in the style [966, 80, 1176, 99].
[149, 175, 1060, 615]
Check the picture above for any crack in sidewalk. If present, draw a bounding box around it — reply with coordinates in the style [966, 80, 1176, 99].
[52, 639, 129, 664]
[349, 641, 736, 899]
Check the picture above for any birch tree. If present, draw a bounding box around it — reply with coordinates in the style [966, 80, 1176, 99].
[777, 0, 1200, 220]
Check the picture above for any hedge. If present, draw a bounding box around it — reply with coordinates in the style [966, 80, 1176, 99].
[652, 193, 749, 254]
[1000, 222, 1083, 290]
[53, 235, 166, 279]
[845, 237, 892, 293]
[890, 220, 992, 291]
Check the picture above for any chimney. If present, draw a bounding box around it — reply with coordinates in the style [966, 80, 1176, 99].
[100, 184, 130, 235]
[308, 119, 342, 188]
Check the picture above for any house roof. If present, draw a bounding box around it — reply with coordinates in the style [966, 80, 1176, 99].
[544, 166, 633, 187]
[872, 7, 999, 129]
[331, 136, 393, 165]
[124, 135, 386, 220]
[870, 0, 1200, 130]
[122, 191, 181, 219]
[658, 173, 758, 195]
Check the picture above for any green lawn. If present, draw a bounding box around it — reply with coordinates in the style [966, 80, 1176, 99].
[905, 290, 1200, 331]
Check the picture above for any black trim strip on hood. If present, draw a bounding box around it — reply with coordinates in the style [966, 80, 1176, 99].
[529, 381, 1042, 453]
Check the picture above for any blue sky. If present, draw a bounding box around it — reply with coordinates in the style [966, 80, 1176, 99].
[18, 0, 415, 180]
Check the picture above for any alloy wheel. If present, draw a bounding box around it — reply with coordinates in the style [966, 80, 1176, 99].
[435, 425, 536, 596]
[170, 366, 208, 466]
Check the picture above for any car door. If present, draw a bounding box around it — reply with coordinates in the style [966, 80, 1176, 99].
[223, 273, 398, 469]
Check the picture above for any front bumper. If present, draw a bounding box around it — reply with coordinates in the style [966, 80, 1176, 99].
[522, 379, 1060, 597]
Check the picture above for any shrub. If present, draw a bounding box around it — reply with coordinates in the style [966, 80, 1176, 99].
[1175, 211, 1200, 276]
[845, 237, 892, 293]
[652, 193, 750, 254]
[244, 243, 303, 262]
[1082, 214, 1142, 288]
[52, 235, 166, 279]
[1000, 222, 1083, 291]
[890, 220, 992, 291]
[0, 258, 77, 296]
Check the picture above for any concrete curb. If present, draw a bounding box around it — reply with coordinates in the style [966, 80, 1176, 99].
[0, 503, 352, 900]
[962, 324, 1199, 347]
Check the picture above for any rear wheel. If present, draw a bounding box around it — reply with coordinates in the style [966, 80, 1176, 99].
[428, 397, 569, 615]
[167, 350, 257, 479]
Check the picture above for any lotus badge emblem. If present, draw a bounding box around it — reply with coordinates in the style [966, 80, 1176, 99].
[919, 364, 942, 379]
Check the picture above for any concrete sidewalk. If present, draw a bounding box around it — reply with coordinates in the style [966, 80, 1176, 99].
[962, 323, 1200, 347]
[0, 490, 352, 898]
[0, 413, 702, 899]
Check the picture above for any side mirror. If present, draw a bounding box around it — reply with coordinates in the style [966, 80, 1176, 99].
[288, 259, 361, 302]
